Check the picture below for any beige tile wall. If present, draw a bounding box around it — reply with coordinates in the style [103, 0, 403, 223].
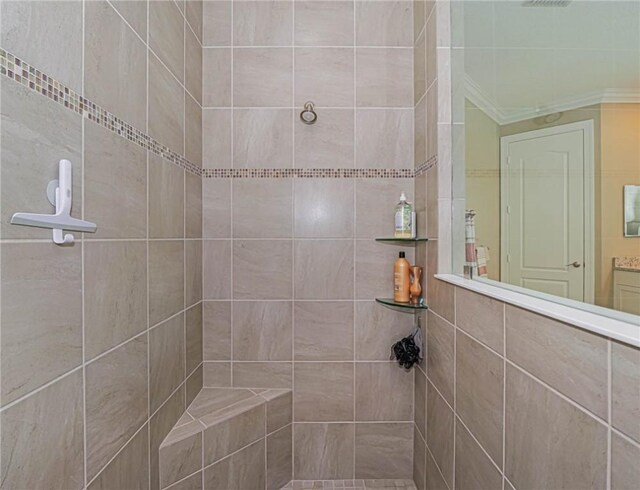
[0, 1, 203, 489]
[201, 0, 418, 481]
[412, 3, 640, 490]
[413, 286, 639, 490]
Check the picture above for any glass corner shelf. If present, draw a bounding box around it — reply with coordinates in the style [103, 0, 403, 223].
[374, 237, 429, 243]
[375, 298, 429, 311]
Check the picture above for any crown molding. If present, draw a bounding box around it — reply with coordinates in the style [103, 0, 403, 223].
[464, 74, 640, 125]
[463, 74, 508, 124]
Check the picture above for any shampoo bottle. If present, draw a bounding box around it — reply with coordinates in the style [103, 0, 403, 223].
[394, 251, 411, 303]
[394, 193, 413, 238]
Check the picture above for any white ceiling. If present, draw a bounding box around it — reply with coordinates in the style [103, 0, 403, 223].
[460, 0, 640, 123]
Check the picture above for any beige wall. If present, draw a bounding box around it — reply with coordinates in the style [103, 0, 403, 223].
[464, 100, 500, 280]
[0, 1, 203, 489]
[200, 0, 418, 481]
[599, 103, 640, 307]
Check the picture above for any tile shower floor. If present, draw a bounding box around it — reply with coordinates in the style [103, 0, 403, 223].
[281, 480, 417, 490]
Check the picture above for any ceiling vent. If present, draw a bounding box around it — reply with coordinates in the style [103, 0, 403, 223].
[522, 0, 572, 6]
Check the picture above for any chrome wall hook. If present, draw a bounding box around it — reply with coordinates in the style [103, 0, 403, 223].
[300, 101, 317, 125]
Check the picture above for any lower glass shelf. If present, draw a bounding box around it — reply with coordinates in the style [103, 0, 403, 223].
[375, 298, 428, 311]
[375, 237, 429, 242]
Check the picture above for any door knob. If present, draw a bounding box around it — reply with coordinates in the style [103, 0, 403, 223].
[566, 261, 581, 268]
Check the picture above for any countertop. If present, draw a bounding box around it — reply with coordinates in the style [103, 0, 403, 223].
[614, 257, 640, 272]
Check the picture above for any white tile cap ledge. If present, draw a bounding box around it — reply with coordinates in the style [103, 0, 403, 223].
[436, 274, 640, 348]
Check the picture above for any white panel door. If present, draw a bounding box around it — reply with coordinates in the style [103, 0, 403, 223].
[501, 122, 591, 302]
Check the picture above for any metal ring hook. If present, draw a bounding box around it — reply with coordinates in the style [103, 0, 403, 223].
[300, 101, 317, 125]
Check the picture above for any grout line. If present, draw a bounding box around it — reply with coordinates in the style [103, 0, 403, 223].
[425, 443, 452, 490]
[0, 238, 209, 243]
[148, 307, 188, 332]
[0, 365, 83, 414]
[183, 7, 187, 159]
[611, 425, 640, 450]
[201, 297, 421, 301]
[150, 373, 189, 421]
[83, 320, 145, 364]
[229, 0, 235, 391]
[203, 45, 414, 50]
[203, 237, 428, 242]
[352, 1, 357, 477]
[151, 48, 200, 109]
[204, 360, 400, 364]
[263, 400, 267, 488]
[183, 82, 188, 412]
[186, 359, 203, 381]
[164, 467, 201, 490]
[502, 303, 507, 486]
[145, 0, 152, 485]
[106, 0, 202, 108]
[81, 0, 87, 485]
[291, 0, 297, 477]
[105, 0, 146, 45]
[201, 315, 206, 489]
[452, 292, 457, 490]
[455, 411, 504, 477]
[416, 23, 427, 49]
[504, 476, 518, 490]
[182, 2, 202, 49]
[414, 421, 426, 446]
[291, 420, 414, 425]
[607, 339, 612, 490]
[505, 358, 610, 427]
[187, 389, 268, 425]
[204, 106, 416, 110]
[201, 431, 272, 473]
[0, 0, 3, 476]
[290, 0, 296, 337]
[266, 420, 291, 438]
[85, 419, 150, 489]
[179, 403, 197, 423]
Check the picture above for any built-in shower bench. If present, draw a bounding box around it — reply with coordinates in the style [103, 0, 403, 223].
[159, 387, 292, 490]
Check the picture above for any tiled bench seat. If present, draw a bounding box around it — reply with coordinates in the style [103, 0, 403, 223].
[159, 387, 292, 490]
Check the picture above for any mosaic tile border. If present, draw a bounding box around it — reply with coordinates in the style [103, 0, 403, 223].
[281, 479, 417, 489]
[0, 48, 201, 176]
[202, 168, 416, 179]
[1, 47, 437, 180]
[415, 155, 438, 177]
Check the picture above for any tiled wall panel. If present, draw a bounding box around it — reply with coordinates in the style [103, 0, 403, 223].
[414, 240, 639, 490]
[0, 1, 203, 488]
[200, 0, 417, 481]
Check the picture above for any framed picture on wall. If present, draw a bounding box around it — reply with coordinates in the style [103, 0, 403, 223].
[624, 185, 640, 237]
